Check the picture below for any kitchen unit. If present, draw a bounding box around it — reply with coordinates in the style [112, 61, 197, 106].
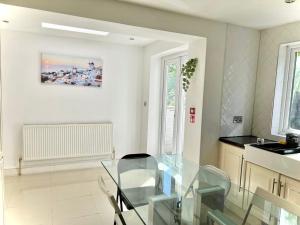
[219, 136, 300, 206]
[243, 162, 280, 206]
[219, 142, 245, 187]
[245, 144, 300, 205]
[219, 142, 245, 206]
[219, 136, 263, 187]
[219, 136, 259, 206]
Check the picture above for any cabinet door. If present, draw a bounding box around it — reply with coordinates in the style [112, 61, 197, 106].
[280, 175, 300, 205]
[244, 162, 280, 207]
[245, 162, 279, 193]
[219, 143, 244, 185]
[219, 143, 245, 206]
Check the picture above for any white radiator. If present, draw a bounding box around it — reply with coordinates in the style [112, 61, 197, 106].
[22, 123, 113, 161]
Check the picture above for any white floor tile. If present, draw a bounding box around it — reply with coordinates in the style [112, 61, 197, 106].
[52, 196, 98, 222]
[51, 182, 92, 201]
[4, 168, 117, 225]
[5, 205, 52, 225]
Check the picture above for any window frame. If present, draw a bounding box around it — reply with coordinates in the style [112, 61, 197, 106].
[272, 42, 300, 136]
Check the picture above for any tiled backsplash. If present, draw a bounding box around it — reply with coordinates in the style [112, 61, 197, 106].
[220, 25, 260, 137]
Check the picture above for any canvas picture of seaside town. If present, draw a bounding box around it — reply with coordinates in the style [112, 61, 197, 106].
[41, 54, 103, 87]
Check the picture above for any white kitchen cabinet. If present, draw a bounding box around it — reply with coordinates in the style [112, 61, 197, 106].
[244, 162, 280, 206]
[245, 162, 280, 193]
[220, 142, 300, 208]
[245, 145, 300, 207]
[280, 175, 300, 205]
[219, 143, 245, 206]
[219, 143, 245, 186]
[244, 162, 300, 207]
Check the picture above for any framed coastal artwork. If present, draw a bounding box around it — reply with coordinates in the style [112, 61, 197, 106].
[41, 53, 103, 87]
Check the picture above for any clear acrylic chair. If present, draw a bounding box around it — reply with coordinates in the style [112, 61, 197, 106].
[181, 165, 231, 224]
[98, 176, 144, 225]
[207, 187, 300, 225]
[117, 153, 161, 211]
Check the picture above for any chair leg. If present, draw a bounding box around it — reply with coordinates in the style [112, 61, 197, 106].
[119, 197, 123, 212]
[113, 214, 117, 225]
[242, 204, 253, 225]
[117, 189, 123, 212]
[119, 196, 123, 212]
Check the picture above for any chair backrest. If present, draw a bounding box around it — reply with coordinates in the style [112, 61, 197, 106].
[181, 166, 231, 223]
[183, 165, 231, 202]
[242, 187, 300, 225]
[98, 176, 126, 225]
[118, 153, 157, 173]
[121, 153, 151, 159]
[117, 154, 159, 188]
[254, 187, 300, 217]
[201, 165, 231, 197]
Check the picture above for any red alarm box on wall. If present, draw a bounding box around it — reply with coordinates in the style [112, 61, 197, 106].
[190, 114, 195, 123]
[189, 107, 196, 123]
[190, 107, 196, 115]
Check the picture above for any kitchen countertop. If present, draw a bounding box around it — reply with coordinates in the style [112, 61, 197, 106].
[219, 136, 274, 148]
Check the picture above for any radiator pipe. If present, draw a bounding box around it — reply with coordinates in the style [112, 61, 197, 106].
[18, 157, 22, 176]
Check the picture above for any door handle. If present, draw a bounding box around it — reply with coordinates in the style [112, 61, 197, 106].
[239, 157, 244, 192]
[282, 182, 287, 198]
[272, 178, 278, 194]
[278, 180, 284, 196]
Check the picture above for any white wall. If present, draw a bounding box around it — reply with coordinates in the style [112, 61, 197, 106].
[1, 0, 263, 166]
[183, 39, 207, 164]
[1, 30, 144, 169]
[220, 25, 260, 137]
[3, 0, 228, 166]
[252, 21, 300, 140]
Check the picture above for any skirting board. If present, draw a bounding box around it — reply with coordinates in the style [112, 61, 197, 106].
[4, 168, 19, 176]
[4, 156, 110, 176]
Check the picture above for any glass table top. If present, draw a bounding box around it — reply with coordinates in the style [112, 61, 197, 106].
[101, 154, 300, 225]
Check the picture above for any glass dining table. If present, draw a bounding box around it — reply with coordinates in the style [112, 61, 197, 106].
[101, 154, 299, 225]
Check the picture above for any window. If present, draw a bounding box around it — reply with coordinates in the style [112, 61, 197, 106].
[272, 42, 300, 136]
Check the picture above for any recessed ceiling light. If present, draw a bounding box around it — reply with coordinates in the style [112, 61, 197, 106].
[129, 37, 135, 41]
[41, 22, 109, 36]
[2, 20, 9, 23]
[285, 0, 296, 3]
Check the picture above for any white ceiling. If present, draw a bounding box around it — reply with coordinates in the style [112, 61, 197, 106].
[120, 0, 300, 29]
[0, 4, 164, 46]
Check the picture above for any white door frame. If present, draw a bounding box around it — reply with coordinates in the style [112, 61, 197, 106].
[159, 52, 187, 155]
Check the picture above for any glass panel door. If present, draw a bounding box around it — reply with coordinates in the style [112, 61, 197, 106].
[161, 54, 187, 155]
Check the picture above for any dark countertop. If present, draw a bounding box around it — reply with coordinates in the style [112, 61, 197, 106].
[219, 136, 275, 149]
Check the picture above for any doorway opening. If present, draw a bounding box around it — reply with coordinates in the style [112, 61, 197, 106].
[160, 53, 188, 155]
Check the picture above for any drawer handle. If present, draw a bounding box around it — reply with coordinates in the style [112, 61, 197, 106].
[239, 157, 244, 191]
[272, 178, 278, 194]
[278, 181, 284, 196]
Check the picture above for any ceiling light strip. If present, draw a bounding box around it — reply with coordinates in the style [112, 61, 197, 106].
[41, 22, 109, 36]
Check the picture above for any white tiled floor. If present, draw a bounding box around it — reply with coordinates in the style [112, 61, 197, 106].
[4, 168, 116, 225]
